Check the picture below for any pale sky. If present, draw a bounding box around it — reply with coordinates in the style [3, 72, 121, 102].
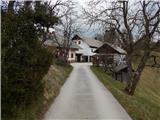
[2, 0, 158, 38]
[50, 0, 102, 37]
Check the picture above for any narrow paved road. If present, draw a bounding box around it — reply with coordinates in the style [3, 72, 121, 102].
[44, 63, 132, 120]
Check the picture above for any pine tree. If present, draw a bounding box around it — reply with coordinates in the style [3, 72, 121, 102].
[1, 1, 53, 119]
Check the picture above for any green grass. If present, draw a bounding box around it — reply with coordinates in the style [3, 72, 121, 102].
[91, 66, 160, 120]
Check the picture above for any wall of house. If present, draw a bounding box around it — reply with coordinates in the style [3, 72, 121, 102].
[73, 39, 96, 62]
[114, 54, 126, 65]
[114, 69, 129, 84]
[74, 40, 82, 45]
[68, 49, 76, 62]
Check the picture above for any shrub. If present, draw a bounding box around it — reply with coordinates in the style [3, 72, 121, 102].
[1, 7, 53, 119]
[55, 59, 68, 66]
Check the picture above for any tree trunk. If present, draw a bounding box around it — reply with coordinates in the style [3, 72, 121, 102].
[128, 72, 141, 95]
[125, 50, 150, 95]
[124, 55, 133, 92]
[63, 48, 69, 63]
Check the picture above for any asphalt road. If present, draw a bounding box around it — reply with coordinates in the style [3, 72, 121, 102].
[44, 63, 132, 120]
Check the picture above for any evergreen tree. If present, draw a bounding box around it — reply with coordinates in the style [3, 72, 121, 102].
[1, 1, 53, 119]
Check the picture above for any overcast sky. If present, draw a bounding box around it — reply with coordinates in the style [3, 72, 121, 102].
[2, 0, 158, 39]
[51, 0, 102, 37]
[73, 0, 104, 37]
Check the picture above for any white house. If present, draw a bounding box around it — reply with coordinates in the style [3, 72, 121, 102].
[72, 34, 103, 62]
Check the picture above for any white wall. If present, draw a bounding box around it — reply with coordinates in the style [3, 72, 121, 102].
[68, 49, 76, 62]
[73, 39, 96, 56]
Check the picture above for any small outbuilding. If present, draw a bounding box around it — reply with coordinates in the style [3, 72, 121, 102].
[113, 64, 129, 83]
[93, 42, 129, 83]
[93, 42, 126, 66]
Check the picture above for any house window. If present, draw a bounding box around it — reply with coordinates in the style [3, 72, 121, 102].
[78, 41, 81, 44]
[71, 53, 74, 58]
[91, 49, 94, 52]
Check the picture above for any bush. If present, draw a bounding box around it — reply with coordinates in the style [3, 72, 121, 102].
[55, 59, 68, 66]
[1, 7, 53, 119]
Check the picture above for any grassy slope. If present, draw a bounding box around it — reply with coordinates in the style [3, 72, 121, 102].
[8, 63, 73, 120]
[91, 66, 160, 120]
[38, 64, 73, 120]
[2, 63, 72, 120]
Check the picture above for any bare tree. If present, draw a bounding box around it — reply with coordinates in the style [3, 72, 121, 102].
[84, 0, 160, 95]
[34, 0, 71, 44]
[94, 33, 105, 41]
[104, 28, 119, 44]
[52, 0, 81, 62]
